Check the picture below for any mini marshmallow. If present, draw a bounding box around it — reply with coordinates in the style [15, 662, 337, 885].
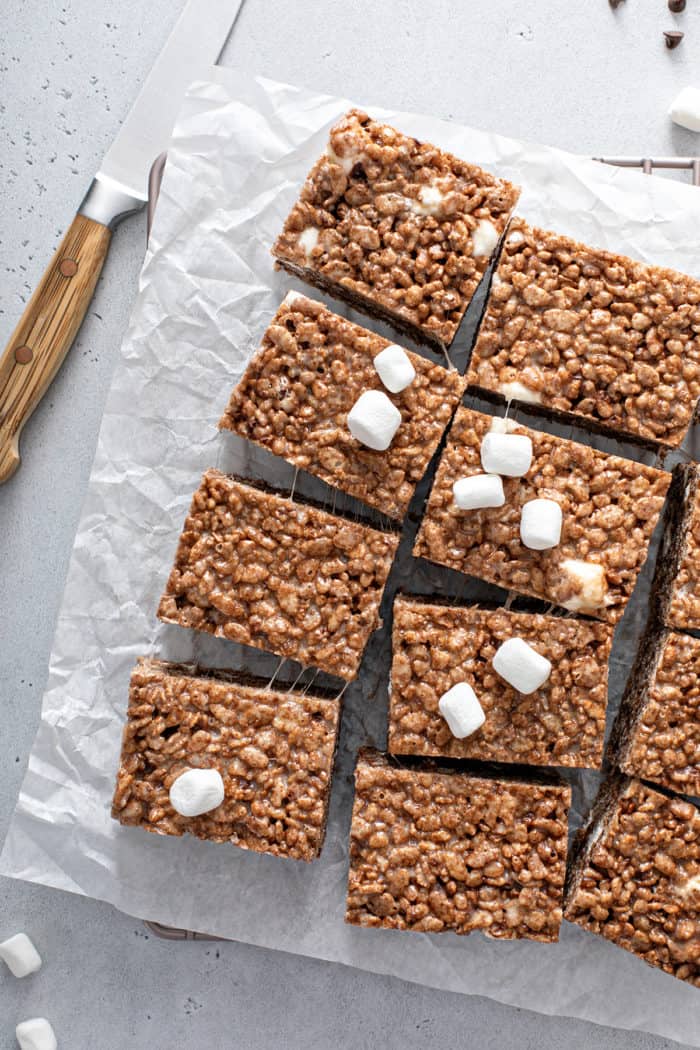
[480, 431, 532, 477]
[561, 558, 607, 612]
[498, 380, 542, 405]
[283, 289, 306, 306]
[0, 933, 42, 978]
[669, 86, 700, 132]
[15, 1019, 57, 1050]
[453, 474, 505, 510]
[488, 415, 519, 435]
[410, 184, 445, 215]
[169, 768, 225, 818]
[472, 218, 500, 257]
[492, 637, 552, 695]
[347, 389, 401, 451]
[438, 682, 485, 739]
[298, 226, 319, 256]
[373, 344, 416, 393]
[520, 498, 563, 550]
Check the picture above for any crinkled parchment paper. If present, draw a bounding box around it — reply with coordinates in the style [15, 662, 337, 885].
[3, 69, 700, 1043]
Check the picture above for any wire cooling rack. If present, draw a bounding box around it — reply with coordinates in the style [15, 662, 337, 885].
[141, 153, 700, 942]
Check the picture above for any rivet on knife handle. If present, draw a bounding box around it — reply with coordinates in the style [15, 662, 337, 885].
[0, 213, 112, 484]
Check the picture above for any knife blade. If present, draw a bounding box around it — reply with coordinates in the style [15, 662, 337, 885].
[0, 0, 244, 484]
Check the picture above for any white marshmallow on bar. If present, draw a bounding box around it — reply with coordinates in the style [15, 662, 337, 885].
[347, 389, 401, 451]
[453, 473, 505, 510]
[520, 498, 563, 550]
[438, 682, 485, 739]
[492, 637, 552, 694]
[669, 86, 700, 132]
[480, 431, 532, 477]
[298, 226, 319, 256]
[16, 1019, 57, 1050]
[499, 380, 542, 406]
[561, 559, 607, 612]
[169, 768, 225, 818]
[0, 933, 42, 978]
[472, 218, 500, 257]
[373, 344, 416, 393]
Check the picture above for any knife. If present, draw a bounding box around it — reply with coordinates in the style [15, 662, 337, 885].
[0, 0, 244, 484]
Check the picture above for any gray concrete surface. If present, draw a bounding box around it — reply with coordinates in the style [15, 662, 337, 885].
[1, 1, 699, 1046]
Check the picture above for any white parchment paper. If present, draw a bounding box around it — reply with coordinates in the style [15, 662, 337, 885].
[3, 69, 700, 1043]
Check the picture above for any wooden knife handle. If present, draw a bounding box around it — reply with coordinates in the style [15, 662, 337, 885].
[0, 214, 112, 483]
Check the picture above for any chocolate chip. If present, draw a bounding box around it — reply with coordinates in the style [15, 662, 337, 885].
[609, 0, 625, 8]
[668, 0, 686, 11]
[664, 29, 685, 47]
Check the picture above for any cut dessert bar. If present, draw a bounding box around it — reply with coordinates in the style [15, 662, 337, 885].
[157, 471, 399, 680]
[273, 109, 520, 351]
[389, 595, 612, 769]
[610, 624, 700, 796]
[565, 775, 700, 986]
[467, 218, 700, 448]
[345, 749, 570, 941]
[650, 462, 700, 632]
[219, 293, 466, 520]
[112, 658, 341, 861]
[413, 407, 671, 623]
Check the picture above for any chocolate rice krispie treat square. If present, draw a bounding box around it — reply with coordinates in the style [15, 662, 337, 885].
[112, 659, 340, 861]
[219, 293, 465, 520]
[273, 110, 520, 351]
[345, 749, 570, 942]
[389, 596, 613, 769]
[565, 775, 700, 986]
[609, 624, 700, 797]
[651, 463, 700, 632]
[413, 407, 671, 623]
[467, 218, 700, 448]
[157, 471, 400, 680]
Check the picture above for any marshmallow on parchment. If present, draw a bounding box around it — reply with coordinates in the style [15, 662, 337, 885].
[15, 1019, 57, 1050]
[169, 768, 225, 818]
[669, 86, 700, 132]
[438, 682, 485, 739]
[480, 431, 533, 477]
[453, 474, 505, 510]
[492, 637, 551, 695]
[373, 344, 416, 393]
[0, 933, 42, 978]
[347, 389, 401, 451]
[520, 498, 563, 550]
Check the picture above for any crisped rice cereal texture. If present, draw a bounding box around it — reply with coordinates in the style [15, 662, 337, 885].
[565, 776, 700, 986]
[112, 658, 341, 861]
[157, 471, 400, 680]
[610, 626, 700, 797]
[273, 110, 520, 350]
[413, 407, 671, 623]
[651, 463, 700, 632]
[345, 749, 570, 942]
[389, 596, 612, 769]
[467, 218, 700, 448]
[219, 294, 465, 520]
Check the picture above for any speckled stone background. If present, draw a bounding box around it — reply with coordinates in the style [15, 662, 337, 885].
[2, 2, 700, 1047]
